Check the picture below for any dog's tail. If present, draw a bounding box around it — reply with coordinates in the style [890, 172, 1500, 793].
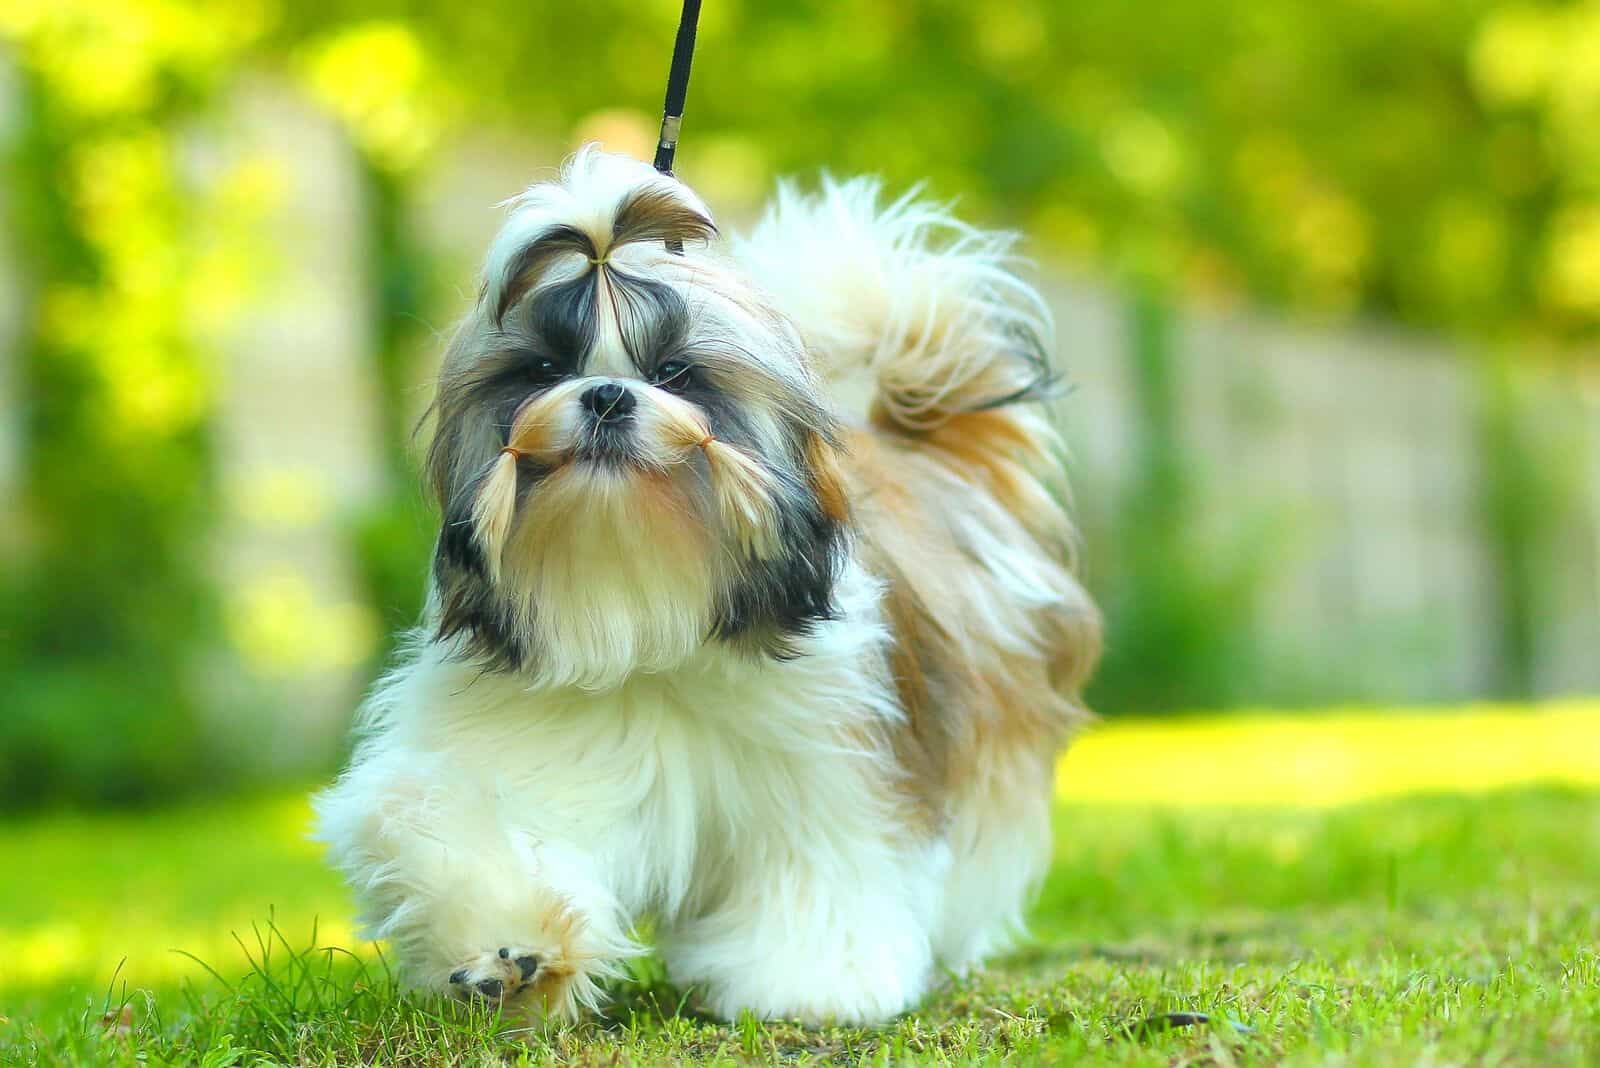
[735, 178, 1097, 721]
[734, 177, 1059, 439]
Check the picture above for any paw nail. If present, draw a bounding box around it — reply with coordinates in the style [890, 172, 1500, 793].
[516, 955, 539, 980]
[448, 969, 468, 984]
[476, 978, 503, 998]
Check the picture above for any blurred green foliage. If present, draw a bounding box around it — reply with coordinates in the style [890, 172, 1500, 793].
[0, 8, 248, 808]
[1089, 284, 1272, 712]
[3, 0, 1597, 805]
[269, 0, 1600, 344]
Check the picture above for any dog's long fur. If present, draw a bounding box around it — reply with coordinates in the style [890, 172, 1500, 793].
[314, 148, 1101, 1024]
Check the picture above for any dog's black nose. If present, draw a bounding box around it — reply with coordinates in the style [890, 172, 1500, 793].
[581, 382, 635, 421]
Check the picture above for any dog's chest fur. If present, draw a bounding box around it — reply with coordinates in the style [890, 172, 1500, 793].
[371, 561, 911, 920]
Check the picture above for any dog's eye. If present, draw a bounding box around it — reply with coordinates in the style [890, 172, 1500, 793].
[653, 360, 693, 392]
[527, 357, 564, 387]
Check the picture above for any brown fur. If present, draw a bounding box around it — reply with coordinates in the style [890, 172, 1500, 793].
[609, 186, 717, 249]
[843, 419, 1099, 821]
[806, 431, 852, 524]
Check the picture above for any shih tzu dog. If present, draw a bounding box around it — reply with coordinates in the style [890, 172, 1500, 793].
[314, 147, 1100, 1024]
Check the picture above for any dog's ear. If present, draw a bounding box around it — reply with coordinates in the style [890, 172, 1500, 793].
[430, 451, 529, 670]
[420, 322, 532, 670]
[709, 428, 850, 659]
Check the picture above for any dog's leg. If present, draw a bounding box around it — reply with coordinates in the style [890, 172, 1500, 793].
[659, 830, 947, 1024]
[314, 763, 638, 1021]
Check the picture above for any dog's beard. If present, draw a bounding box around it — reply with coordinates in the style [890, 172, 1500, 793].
[498, 460, 716, 690]
[461, 370, 799, 689]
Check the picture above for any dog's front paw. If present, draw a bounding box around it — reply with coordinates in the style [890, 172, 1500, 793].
[448, 946, 542, 1003]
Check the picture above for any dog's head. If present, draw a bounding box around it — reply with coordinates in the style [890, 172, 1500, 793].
[426, 148, 849, 689]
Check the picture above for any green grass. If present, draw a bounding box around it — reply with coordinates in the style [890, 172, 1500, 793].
[4, 713, 1600, 1065]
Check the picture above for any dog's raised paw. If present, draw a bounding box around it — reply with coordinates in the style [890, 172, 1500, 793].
[447, 946, 542, 1002]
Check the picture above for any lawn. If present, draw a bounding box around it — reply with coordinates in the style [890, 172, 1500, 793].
[3, 704, 1598, 1066]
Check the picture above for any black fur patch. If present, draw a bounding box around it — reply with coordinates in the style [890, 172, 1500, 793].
[435, 575, 526, 671]
[603, 266, 691, 370]
[967, 319, 1063, 411]
[431, 457, 538, 670]
[523, 270, 600, 368]
[494, 224, 598, 325]
[436, 484, 488, 582]
[711, 464, 847, 657]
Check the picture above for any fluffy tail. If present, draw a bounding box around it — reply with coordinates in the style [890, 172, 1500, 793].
[733, 178, 1058, 433]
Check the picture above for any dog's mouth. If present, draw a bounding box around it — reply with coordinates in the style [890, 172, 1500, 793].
[568, 418, 644, 468]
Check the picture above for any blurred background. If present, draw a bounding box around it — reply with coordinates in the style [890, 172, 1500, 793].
[2, 0, 1599, 813]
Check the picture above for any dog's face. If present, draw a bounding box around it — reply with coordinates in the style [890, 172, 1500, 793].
[425, 150, 848, 689]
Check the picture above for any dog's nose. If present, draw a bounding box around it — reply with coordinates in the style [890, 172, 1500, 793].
[581, 382, 635, 421]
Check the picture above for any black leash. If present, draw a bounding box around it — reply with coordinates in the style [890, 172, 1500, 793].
[653, 0, 702, 177]
[654, 0, 702, 253]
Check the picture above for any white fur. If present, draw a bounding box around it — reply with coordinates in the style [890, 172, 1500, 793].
[316, 564, 948, 1022]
